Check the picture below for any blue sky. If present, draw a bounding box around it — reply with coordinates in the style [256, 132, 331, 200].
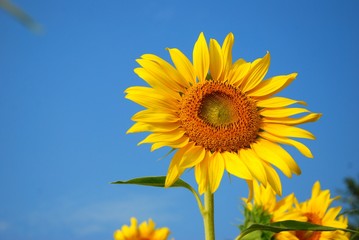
[1, 0, 359, 239]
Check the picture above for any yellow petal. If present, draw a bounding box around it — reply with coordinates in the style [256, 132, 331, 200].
[228, 59, 251, 87]
[260, 107, 309, 118]
[127, 122, 151, 134]
[113, 230, 125, 240]
[127, 122, 180, 134]
[256, 139, 301, 175]
[263, 162, 282, 196]
[242, 52, 271, 92]
[240, 149, 268, 186]
[141, 53, 189, 88]
[133, 67, 180, 100]
[165, 144, 192, 187]
[251, 139, 292, 177]
[138, 130, 185, 145]
[126, 93, 173, 110]
[256, 97, 306, 108]
[252, 181, 263, 205]
[259, 131, 314, 158]
[322, 206, 342, 223]
[246, 180, 254, 202]
[139, 220, 152, 236]
[261, 123, 315, 140]
[153, 227, 171, 239]
[209, 38, 223, 81]
[150, 135, 189, 151]
[248, 73, 297, 98]
[167, 48, 195, 84]
[179, 145, 205, 168]
[208, 152, 225, 193]
[195, 153, 210, 195]
[262, 113, 322, 125]
[132, 111, 178, 124]
[125, 86, 178, 109]
[222, 151, 252, 180]
[121, 219, 136, 238]
[136, 58, 182, 93]
[221, 33, 234, 81]
[193, 32, 210, 82]
[312, 180, 321, 197]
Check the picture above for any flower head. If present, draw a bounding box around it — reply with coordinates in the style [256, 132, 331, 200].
[240, 181, 350, 240]
[240, 181, 305, 240]
[284, 181, 350, 240]
[114, 217, 171, 240]
[243, 181, 306, 222]
[126, 32, 321, 195]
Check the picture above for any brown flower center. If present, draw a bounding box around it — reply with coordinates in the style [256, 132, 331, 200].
[295, 213, 322, 240]
[179, 81, 261, 152]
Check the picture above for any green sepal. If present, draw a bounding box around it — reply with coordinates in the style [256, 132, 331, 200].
[236, 220, 359, 240]
[239, 206, 274, 240]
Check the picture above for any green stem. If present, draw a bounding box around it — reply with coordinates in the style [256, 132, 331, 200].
[203, 187, 215, 240]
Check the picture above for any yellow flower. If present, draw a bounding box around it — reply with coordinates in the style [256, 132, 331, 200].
[243, 181, 306, 223]
[126, 32, 321, 195]
[114, 217, 171, 240]
[277, 181, 350, 240]
[240, 181, 305, 240]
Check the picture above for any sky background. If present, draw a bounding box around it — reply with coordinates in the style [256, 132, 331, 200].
[1, 0, 359, 239]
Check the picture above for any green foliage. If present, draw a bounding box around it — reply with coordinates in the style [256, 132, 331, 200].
[112, 176, 190, 188]
[343, 177, 359, 223]
[112, 176, 204, 211]
[341, 177, 359, 240]
[239, 205, 274, 240]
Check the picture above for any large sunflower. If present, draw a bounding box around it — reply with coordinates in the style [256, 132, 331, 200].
[126, 32, 321, 195]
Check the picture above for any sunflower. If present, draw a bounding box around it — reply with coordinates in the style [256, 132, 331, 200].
[280, 181, 350, 240]
[240, 181, 306, 240]
[242, 181, 306, 223]
[114, 217, 171, 240]
[126, 32, 321, 195]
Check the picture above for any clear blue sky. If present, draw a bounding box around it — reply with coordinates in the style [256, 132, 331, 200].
[1, 1, 358, 239]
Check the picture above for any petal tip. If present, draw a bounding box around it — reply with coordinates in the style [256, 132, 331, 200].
[291, 72, 298, 79]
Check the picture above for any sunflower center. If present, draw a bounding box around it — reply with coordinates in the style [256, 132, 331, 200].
[199, 92, 239, 126]
[295, 213, 322, 240]
[179, 81, 261, 152]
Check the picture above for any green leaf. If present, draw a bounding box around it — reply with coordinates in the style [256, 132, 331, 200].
[112, 176, 191, 189]
[112, 176, 204, 210]
[238, 229, 262, 240]
[236, 220, 359, 240]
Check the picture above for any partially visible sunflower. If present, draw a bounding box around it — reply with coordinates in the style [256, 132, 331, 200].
[126, 32, 321, 195]
[278, 181, 350, 240]
[114, 217, 171, 240]
[243, 181, 306, 223]
[240, 181, 306, 240]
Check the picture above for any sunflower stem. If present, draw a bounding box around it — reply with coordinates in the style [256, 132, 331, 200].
[203, 187, 215, 240]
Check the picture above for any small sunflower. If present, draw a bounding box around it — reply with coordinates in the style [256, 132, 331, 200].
[284, 181, 350, 240]
[114, 217, 171, 240]
[240, 181, 306, 240]
[126, 32, 321, 195]
[242, 181, 306, 223]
